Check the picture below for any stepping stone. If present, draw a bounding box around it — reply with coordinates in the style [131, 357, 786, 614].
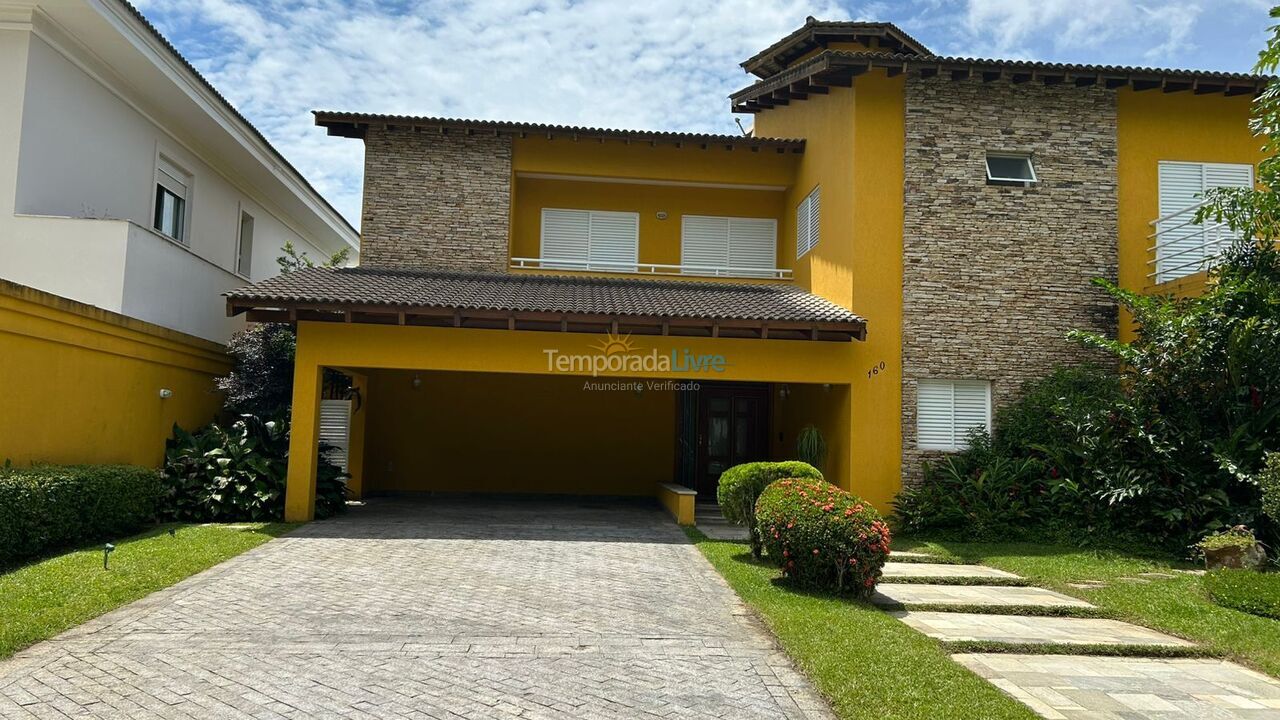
[955, 654, 1280, 720]
[891, 611, 1194, 647]
[888, 551, 936, 559]
[871, 584, 1093, 609]
[881, 562, 1021, 580]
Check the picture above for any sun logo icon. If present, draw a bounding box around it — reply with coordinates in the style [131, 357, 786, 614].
[593, 331, 636, 356]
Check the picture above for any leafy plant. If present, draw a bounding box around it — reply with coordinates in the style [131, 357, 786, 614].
[756, 477, 890, 595]
[215, 324, 298, 418]
[162, 415, 347, 522]
[1204, 569, 1280, 620]
[796, 425, 827, 471]
[277, 240, 350, 274]
[0, 465, 162, 568]
[717, 461, 823, 558]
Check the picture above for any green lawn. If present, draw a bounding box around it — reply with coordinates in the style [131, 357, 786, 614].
[896, 538, 1280, 677]
[0, 522, 294, 660]
[685, 528, 1037, 720]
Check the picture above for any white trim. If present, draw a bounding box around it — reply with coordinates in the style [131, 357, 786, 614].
[516, 172, 787, 192]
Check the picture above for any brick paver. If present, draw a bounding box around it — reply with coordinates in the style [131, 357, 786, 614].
[0, 498, 831, 719]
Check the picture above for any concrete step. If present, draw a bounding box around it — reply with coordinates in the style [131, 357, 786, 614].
[871, 584, 1094, 610]
[881, 562, 1022, 581]
[890, 611, 1193, 648]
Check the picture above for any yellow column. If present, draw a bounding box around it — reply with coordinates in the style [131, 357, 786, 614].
[345, 373, 368, 500]
[285, 357, 323, 522]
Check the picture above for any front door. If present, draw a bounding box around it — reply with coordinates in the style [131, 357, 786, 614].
[696, 384, 769, 497]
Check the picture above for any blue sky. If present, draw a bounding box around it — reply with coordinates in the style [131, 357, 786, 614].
[133, 0, 1274, 228]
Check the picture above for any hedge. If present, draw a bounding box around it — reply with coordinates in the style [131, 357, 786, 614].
[0, 465, 162, 568]
[756, 477, 891, 595]
[717, 461, 823, 558]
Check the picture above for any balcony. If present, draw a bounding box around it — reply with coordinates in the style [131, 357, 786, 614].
[1, 214, 246, 342]
[1148, 201, 1241, 285]
[510, 257, 793, 280]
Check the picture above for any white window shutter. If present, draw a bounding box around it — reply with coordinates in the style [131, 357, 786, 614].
[541, 209, 591, 269]
[1157, 162, 1254, 282]
[587, 210, 639, 271]
[952, 381, 992, 446]
[319, 399, 352, 472]
[807, 187, 820, 252]
[916, 381, 955, 450]
[728, 218, 777, 276]
[917, 380, 990, 451]
[681, 216, 730, 273]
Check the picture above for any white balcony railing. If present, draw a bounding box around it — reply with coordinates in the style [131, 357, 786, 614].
[510, 257, 793, 280]
[1148, 201, 1240, 284]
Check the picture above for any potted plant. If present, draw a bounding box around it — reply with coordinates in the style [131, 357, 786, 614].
[796, 425, 826, 472]
[1196, 526, 1267, 570]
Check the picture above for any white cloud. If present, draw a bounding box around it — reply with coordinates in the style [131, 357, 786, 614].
[133, 0, 1269, 230]
[138, 0, 849, 227]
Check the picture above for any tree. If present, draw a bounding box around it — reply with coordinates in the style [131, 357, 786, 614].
[276, 241, 350, 274]
[215, 323, 296, 419]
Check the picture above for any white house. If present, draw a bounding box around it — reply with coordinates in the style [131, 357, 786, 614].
[0, 0, 358, 343]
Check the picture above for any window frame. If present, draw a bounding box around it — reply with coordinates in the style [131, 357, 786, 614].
[235, 207, 255, 278]
[916, 379, 992, 452]
[796, 186, 820, 259]
[152, 154, 192, 244]
[985, 152, 1038, 187]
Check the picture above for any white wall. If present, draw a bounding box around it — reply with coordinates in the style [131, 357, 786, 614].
[0, 26, 340, 342]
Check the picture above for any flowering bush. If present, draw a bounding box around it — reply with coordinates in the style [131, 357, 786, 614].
[717, 461, 823, 558]
[755, 477, 891, 595]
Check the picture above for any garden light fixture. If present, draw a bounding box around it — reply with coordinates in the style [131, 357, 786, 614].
[102, 543, 115, 569]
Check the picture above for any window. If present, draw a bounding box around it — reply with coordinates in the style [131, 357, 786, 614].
[796, 186, 820, 258]
[153, 156, 190, 243]
[236, 210, 255, 277]
[681, 216, 777, 277]
[917, 379, 991, 451]
[540, 208, 639, 271]
[1155, 161, 1253, 282]
[985, 153, 1037, 186]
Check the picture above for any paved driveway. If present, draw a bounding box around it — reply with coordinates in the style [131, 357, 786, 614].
[0, 499, 830, 719]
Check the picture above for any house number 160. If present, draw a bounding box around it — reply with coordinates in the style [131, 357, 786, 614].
[867, 361, 887, 379]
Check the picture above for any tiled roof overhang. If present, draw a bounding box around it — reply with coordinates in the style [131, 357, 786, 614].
[226, 268, 867, 342]
[741, 20, 933, 78]
[731, 50, 1272, 112]
[313, 112, 805, 153]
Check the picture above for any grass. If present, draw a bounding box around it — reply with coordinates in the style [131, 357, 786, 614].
[897, 537, 1280, 677]
[685, 528, 1037, 720]
[1203, 569, 1280, 620]
[0, 522, 294, 660]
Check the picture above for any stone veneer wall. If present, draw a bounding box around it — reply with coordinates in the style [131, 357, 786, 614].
[359, 128, 512, 271]
[901, 76, 1119, 484]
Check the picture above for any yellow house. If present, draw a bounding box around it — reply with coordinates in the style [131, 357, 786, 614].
[226, 19, 1268, 523]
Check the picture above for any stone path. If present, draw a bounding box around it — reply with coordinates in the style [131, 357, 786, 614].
[956, 654, 1280, 719]
[695, 502, 749, 542]
[871, 584, 1092, 609]
[0, 498, 832, 719]
[877, 549, 1280, 719]
[892, 611, 1193, 647]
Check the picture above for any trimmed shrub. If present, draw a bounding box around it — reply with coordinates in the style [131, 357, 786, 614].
[1204, 569, 1280, 620]
[717, 461, 823, 558]
[162, 414, 347, 522]
[755, 477, 890, 595]
[0, 464, 162, 568]
[1261, 452, 1280, 525]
